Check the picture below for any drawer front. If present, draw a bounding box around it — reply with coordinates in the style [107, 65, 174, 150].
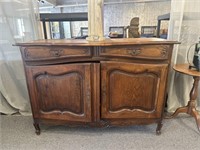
[23, 46, 92, 61]
[99, 45, 170, 60]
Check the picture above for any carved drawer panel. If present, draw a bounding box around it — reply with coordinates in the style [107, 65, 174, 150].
[23, 46, 92, 61]
[99, 45, 170, 60]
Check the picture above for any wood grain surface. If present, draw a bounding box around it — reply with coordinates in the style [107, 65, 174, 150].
[173, 64, 200, 77]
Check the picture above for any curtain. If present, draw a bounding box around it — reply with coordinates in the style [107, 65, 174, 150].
[0, 0, 42, 115]
[167, 0, 200, 112]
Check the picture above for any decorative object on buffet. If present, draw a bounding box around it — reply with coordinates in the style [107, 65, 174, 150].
[128, 17, 140, 38]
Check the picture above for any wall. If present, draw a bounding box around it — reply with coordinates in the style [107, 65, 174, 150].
[40, 1, 171, 38]
[104, 1, 171, 36]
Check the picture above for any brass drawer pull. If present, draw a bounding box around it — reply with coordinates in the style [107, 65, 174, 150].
[49, 49, 63, 57]
[127, 49, 141, 56]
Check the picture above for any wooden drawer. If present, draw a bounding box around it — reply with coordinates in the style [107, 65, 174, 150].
[23, 46, 92, 61]
[99, 45, 170, 60]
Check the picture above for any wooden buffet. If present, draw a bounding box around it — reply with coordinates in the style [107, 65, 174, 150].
[16, 38, 178, 135]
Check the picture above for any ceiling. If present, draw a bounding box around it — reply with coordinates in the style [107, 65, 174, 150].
[39, 0, 171, 8]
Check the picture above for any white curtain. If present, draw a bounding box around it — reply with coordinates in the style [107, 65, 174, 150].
[0, 0, 42, 115]
[167, 0, 200, 112]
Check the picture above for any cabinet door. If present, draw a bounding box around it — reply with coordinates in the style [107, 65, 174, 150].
[26, 63, 92, 122]
[101, 61, 168, 119]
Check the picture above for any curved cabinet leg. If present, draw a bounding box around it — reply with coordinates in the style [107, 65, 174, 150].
[156, 121, 163, 135]
[33, 123, 41, 135]
[165, 106, 188, 119]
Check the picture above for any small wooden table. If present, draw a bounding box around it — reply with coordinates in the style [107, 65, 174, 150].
[167, 64, 200, 131]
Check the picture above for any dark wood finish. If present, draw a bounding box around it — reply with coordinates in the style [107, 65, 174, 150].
[91, 63, 101, 123]
[17, 38, 178, 135]
[33, 122, 40, 135]
[23, 46, 92, 61]
[16, 38, 180, 47]
[99, 45, 170, 60]
[101, 61, 168, 119]
[173, 64, 200, 77]
[26, 63, 92, 122]
[166, 64, 200, 132]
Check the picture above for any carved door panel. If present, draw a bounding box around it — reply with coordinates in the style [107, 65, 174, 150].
[26, 63, 92, 122]
[101, 61, 168, 119]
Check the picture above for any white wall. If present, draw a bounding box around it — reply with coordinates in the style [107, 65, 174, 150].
[104, 1, 170, 35]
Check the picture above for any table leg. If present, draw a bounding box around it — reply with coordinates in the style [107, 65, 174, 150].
[166, 76, 200, 132]
[191, 107, 200, 131]
[188, 76, 200, 132]
[165, 106, 188, 119]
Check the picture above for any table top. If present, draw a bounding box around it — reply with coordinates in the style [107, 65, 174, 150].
[173, 64, 200, 77]
[15, 38, 180, 46]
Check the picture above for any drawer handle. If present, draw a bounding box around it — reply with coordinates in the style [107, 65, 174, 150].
[161, 49, 167, 57]
[128, 49, 141, 56]
[49, 49, 63, 57]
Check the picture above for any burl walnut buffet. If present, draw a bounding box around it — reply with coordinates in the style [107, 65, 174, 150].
[16, 38, 178, 135]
